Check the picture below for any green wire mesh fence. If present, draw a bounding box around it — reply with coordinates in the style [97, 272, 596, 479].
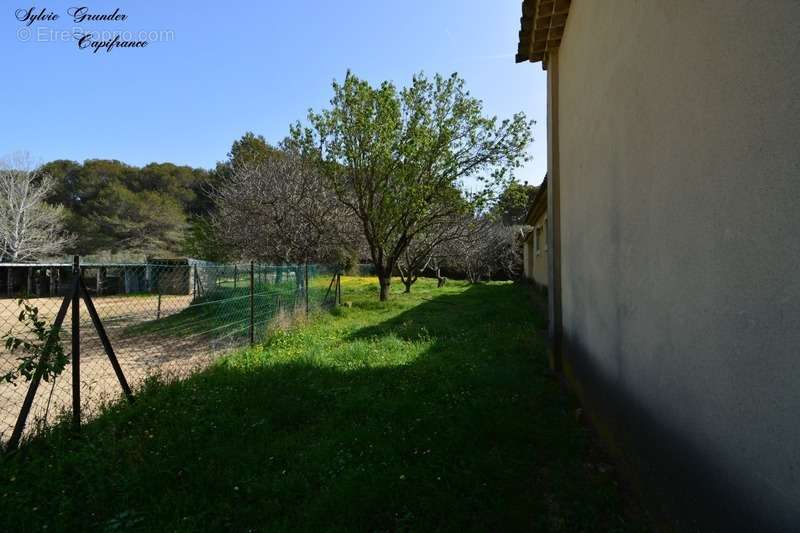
[0, 259, 338, 447]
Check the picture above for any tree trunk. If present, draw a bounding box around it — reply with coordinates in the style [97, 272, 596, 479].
[379, 276, 391, 301]
[403, 279, 412, 293]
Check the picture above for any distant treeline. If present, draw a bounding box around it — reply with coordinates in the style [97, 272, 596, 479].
[39, 129, 537, 264]
[37, 133, 273, 260]
[40, 159, 211, 259]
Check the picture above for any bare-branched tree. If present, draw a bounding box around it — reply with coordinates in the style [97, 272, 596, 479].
[397, 215, 472, 293]
[449, 219, 525, 283]
[210, 148, 361, 265]
[0, 153, 74, 263]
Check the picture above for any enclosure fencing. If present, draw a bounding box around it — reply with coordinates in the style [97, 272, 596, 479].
[0, 258, 340, 449]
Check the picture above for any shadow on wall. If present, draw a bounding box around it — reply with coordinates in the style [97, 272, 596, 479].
[560, 331, 793, 532]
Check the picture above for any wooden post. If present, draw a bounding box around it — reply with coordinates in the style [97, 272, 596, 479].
[336, 273, 341, 305]
[71, 256, 81, 431]
[234, 265, 238, 289]
[156, 290, 162, 320]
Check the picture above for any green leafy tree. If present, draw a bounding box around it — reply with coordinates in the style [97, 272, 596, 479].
[293, 72, 533, 300]
[183, 215, 230, 262]
[229, 132, 279, 169]
[210, 132, 281, 182]
[492, 180, 537, 225]
[91, 182, 187, 256]
[40, 159, 209, 257]
[134, 163, 207, 211]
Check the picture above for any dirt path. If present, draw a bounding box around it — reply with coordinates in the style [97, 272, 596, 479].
[0, 294, 244, 443]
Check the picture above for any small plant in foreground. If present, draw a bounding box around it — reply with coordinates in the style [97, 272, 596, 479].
[1, 299, 69, 385]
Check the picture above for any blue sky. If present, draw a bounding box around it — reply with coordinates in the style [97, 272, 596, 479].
[1, 1, 547, 185]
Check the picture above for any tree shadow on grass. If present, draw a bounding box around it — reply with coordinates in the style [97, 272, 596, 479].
[0, 283, 640, 532]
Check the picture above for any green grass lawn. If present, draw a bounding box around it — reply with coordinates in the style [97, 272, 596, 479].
[0, 277, 646, 532]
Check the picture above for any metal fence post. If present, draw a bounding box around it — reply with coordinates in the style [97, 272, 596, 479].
[249, 261, 254, 347]
[6, 281, 75, 451]
[304, 262, 309, 316]
[71, 255, 81, 431]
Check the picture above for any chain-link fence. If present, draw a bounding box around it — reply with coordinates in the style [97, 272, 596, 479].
[0, 259, 339, 448]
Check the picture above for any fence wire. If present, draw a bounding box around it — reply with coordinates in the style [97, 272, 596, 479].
[0, 260, 336, 446]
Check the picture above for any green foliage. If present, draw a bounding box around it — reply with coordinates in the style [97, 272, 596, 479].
[492, 180, 538, 225]
[182, 216, 230, 262]
[332, 246, 360, 274]
[40, 159, 210, 257]
[91, 183, 187, 256]
[293, 71, 533, 299]
[209, 132, 282, 183]
[228, 132, 280, 169]
[1, 300, 68, 385]
[42, 159, 131, 214]
[0, 279, 646, 531]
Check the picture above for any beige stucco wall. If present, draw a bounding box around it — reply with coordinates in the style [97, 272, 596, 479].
[555, 0, 800, 529]
[532, 214, 548, 287]
[523, 213, 548, 287]
[522, 237, 533, 279]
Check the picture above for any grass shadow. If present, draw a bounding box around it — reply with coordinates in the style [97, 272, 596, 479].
[0, 279, 643, 532]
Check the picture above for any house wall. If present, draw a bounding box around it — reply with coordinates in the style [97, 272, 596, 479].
[531, 213, 548, 288]
[522, 238, 533, 279]
[555, 0, 800, 529]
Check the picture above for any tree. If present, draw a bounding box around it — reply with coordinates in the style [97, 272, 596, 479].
[182, 215, 230, 262]
[228, 132, 279, 170]
[294, 72, 533, 300]
[40, 158, 210, 257]
[492, 180, 537, 225]
[0, 153, 74, 263]
[450, 220, 525, 283]
[396, 214, 470, 293]
[210, 132, 281, 183]
[210, 145, 358, 264]
[90, 182, 187, 256]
